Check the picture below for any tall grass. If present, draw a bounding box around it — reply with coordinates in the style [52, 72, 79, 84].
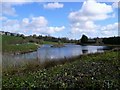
[3, 50, 116, 75]
[2, 51, 82, 75]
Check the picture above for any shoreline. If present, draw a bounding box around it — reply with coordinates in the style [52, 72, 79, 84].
[3, 50, 119, 89]
[2, 43, 119, 55]
[2, 43, 40, 55]
[2, 49, 38, 55]
[3, 49, 113, 70]
[78, 43, 120, 47]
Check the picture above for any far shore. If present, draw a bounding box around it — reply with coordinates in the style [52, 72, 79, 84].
[3, 43, 120, 55]
[2, 43, 40, 55]
[2, 43, 66, 55]
[78, 43, 120, 47]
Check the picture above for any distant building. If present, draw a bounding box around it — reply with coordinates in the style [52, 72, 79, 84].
[96, 38, 104, 45]
[5, 32, 11, 36]
[87, 39, 96, 43]
[11, 33, 18, 36]
[0, 31, 5, 35]
[17, 34, 21, 37]
[84, 38, 104, 45]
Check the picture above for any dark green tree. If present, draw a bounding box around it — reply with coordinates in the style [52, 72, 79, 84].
[81, 34, 88, 43]
[33, 34, 37, 38]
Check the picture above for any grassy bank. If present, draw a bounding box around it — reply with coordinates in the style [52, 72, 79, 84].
[42, 41, 59, 45]
[2, 35, 65, 54]
[2, 51, 120, 89]
[2, 35, 39, 54]
[3, 43, 39, 54]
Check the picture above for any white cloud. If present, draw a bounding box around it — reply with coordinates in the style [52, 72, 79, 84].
[100, 22, 118, 36]
[112, 2, 120, 8]
[1, 3, 16, 16]
[1, 0, 33, 3]
[3, 19, 18, 26]
[101, 23, 118, 31]
[0, 16, 7, 21]
[2, 19, 21, 33]
[1, 1, 31, 16]
[69, 0, 113, 22]
[43, 2, 64, 9]
[70, 21, 98, 33]
[47, 26, 65, 33]
[22, 18, 29, 25]
[96, 22, 118, 37]
[30, 16, 48, 27]
[68, 0, 116, 37]
[1, 2, 64, 16]
[1, 16, 65, 35]
[85, 1, 112, 14]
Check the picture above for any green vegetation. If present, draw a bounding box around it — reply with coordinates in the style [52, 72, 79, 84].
[81, 34, 88, 44]
[2, 32, 120, 89]
[2, 35, 65, 54]
[42, 41, 59, 45]
[78, 34, 120, 45]
[2, 51, 120, 89]
[3, 43, 39, 54]
[2, 35, 39, 54]
[103, 37, 120, 45]
[2, 35, 24, 45]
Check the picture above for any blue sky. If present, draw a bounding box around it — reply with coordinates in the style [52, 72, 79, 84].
[1, 0, 119, 39]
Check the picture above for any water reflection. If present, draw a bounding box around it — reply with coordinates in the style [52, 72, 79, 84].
[3, 44, 110, 64]
[82, 50, 88, 54]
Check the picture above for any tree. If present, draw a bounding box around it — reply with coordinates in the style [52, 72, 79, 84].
[81, 34, 88, 43]
[33, 34, 37, 38]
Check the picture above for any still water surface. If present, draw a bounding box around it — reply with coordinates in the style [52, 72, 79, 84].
[3, 44, 110, 64]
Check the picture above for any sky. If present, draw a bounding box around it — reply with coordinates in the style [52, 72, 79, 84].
[0, 0, 120, 39]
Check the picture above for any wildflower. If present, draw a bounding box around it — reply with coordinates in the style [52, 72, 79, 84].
[65, 72, 67, 76]
[91, 77, 94, 80]
[75, 78, 77, 80]
[62, 83, 65, 86]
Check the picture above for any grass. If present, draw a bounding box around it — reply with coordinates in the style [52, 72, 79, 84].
[3, 43, 39, 54]
[2, 35, 64, 54]
[2, 35, 39, 54]
[2, 35, 65, 54]
[2, 35, 24, 45]
[2, 50, 120, 89]
[42, 41, 59, 45]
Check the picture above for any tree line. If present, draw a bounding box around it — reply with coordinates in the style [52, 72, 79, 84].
[80, 34, 120, 45]
[29, 34, 79, 44]
[103, 37, 120, 45]
[1, 31, 120, 45]
[1, 31, 79, 44]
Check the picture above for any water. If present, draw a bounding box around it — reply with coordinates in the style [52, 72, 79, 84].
[2, 44, 111, 67]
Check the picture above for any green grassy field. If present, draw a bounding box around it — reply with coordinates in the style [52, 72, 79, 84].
[42, 41, 59, 45]
[2, 35, 39, 54]
[2, 35, 24, 45]
[2, 35, 63, 54]
[3, 43, 39, 54]
[2, 51, 120, 89]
